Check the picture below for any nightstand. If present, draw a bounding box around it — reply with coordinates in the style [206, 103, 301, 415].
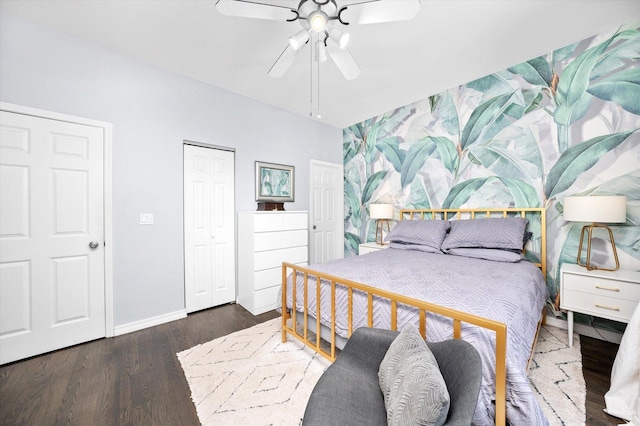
[358, 242, 389, 255]
[560, 263, 640, 347]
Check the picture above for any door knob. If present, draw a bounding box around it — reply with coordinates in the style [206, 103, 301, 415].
[89, 241, 100, 249]
[313, 225, 317, 230]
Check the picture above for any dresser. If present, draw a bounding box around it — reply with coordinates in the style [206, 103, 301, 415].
[560, 263, 640, 347]
[358, 242, 389, 255]
[237, 211, 308, 315]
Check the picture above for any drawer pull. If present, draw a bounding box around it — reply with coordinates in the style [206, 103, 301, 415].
[595, 303, 620, 312]
[595, 285, 620, 292]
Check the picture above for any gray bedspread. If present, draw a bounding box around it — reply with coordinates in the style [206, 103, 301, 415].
[284, 248, 549, 426]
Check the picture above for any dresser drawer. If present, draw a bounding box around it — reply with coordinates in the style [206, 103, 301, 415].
[254, 262, 308, 291]
[254, 229, 307, 252]
[253, 285, 281, 314]
[563, 272, 640, 302]
[562, 289, 638, 322]
[253, 245, 308, 271]
[254, 213, 308, 232]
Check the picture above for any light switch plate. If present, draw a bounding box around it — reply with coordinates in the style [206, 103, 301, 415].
[140, 213, 154, 225]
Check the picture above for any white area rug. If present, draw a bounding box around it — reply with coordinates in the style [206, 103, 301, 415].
[178, 320, 585, 426]
[529, 325, 586, 426]
[177, 319, 330, 426]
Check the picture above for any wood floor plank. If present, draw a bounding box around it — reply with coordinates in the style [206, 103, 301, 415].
[0, 304, 625, 425]
[580, 335, 624, 426]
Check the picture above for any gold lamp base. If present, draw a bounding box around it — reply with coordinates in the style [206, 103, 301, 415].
[375, 219, 390, 245]
[577, 223, 620, 271]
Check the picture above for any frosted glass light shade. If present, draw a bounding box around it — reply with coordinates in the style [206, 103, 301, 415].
[309, 10, 327, 32]
[370, 204, 393, 219]
[563, 196, 626, 223]
[328, 28, 349, 49]
[289, 29, 309, 50]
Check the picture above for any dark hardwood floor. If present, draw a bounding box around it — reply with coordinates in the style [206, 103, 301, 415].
[581, 335, 624, 426]
[0, 304, 279, 426]
[0, 304, 624, 425]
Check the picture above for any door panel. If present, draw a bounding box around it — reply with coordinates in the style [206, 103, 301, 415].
[0, 110, 105, 365]
[184, 145, 235, 313]
[0, 261, 31, 336]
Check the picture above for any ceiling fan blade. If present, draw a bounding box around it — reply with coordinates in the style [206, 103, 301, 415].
[268, 43, 306, 78]
[339, 0, 420, 25]
[215, 0, 297, 21]
[326, 40, 361, 80]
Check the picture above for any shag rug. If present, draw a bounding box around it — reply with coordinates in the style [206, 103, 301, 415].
[178, 319, 585, 426]
[529, 325, 586, 426]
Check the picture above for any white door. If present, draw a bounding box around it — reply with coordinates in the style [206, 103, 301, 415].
[309, 160, 344, 264]
[184, 144, 235, 313]
[0, 110, 106, 365]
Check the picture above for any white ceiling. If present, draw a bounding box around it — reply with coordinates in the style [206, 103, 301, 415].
[1, 0, 638, 128]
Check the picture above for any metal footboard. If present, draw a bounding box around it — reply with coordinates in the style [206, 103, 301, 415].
[281, 262, 508, 426]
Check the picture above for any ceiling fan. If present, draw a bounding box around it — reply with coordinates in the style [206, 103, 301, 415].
[215, 0, 421, 80]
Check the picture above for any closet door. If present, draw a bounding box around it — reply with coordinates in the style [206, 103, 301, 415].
[184, 144, 235, 313]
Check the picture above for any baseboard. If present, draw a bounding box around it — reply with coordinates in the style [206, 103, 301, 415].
[545, 315, 623, 345]
[114, 309, 187, 336]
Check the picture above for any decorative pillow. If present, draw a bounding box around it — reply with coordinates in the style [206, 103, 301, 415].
[385, 220, 450, 250]
[441, 217, 529, 251]
[389, 241, 443, 254]
[379, 326, 450, 426]
[446, 247, 523, 263]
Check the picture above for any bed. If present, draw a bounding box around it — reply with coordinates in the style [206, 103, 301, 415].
[280, 208, 549, 426]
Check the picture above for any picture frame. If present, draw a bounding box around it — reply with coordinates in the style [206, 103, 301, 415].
[255, 161, 295, 202]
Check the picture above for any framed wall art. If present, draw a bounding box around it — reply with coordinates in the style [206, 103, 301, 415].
[255, 161, 295, 203]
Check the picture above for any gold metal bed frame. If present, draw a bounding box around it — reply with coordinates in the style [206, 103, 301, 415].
[281, 207, 547, 426]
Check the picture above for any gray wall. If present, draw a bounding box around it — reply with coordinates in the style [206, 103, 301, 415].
[0, 15, 342, 327]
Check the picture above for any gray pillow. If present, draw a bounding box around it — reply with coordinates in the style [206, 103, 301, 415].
[446, 247, 523, 263]
[385, 220, 450, 249]
[389, 241, 443, 254]
[379, 326, 450, 426]
[441, 217, 528, 251]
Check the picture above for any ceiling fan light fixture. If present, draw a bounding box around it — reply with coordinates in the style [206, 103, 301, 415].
[308, 10, 328, 32]
[288, 29, 309, 50]
[328, 28, 349, 49]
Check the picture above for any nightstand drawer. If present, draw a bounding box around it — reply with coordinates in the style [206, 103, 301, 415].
[563, 273, 640, 302]
[562, 289, 638, 322]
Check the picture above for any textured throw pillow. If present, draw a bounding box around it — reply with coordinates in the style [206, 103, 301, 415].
[385, 220, 450, 250]
[446, 247, 523, 263]
[379, 326, 450, 426]
[441, 217, 528, 251]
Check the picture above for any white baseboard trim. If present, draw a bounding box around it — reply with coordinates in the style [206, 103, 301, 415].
[114, 309, 187, 336]
[545, 315, 623, 345]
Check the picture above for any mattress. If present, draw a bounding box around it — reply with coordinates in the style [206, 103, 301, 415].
[285, 248, 549, 425]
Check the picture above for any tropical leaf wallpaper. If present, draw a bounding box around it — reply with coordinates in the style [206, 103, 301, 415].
[343, 22, 640, 316]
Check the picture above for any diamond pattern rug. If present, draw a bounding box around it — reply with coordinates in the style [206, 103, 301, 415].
[178, 319, 585, 425]
[177, 319, 330, 426]
[529, 325, 586, 426]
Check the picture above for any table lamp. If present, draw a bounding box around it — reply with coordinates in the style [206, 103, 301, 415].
[563, 195, 627, 271]
[370, 204, 393, 245]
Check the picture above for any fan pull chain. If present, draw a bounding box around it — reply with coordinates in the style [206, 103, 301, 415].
[316, 39, 321, 119]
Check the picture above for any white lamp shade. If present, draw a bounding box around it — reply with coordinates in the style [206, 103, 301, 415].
[289, 29, 309, 50]
[370, 204, 393, 219]
[328, 28, 349, 49]
[563, 196, 627, 223]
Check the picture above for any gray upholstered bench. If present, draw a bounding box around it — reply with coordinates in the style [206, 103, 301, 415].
[302, 327, 482, 425]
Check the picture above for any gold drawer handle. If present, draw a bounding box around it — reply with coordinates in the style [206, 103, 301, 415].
[595, 303, 620, 312]
[595, 285, 620, 292]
